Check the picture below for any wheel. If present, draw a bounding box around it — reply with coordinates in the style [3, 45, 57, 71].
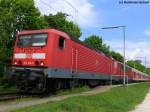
[88, 79, 100, 87]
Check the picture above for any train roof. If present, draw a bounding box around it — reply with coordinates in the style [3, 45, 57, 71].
[18, 29, 70, 39]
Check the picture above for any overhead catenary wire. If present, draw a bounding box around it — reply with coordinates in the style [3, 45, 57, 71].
[39, 0, 72, 21]
[39, 0, 59, 13]
[38, 0, 89, 27]
[39, 0, 78, 24]
[36, 0, 80, 33]
[63, 0, 78, 23]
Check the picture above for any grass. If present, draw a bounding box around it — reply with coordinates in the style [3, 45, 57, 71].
[55, 86, 90, 96]
[11, 82, 150, 112]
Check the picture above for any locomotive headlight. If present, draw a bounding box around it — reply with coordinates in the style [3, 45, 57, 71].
[40, 61, 44, 66]
[14, 61, 17, 65]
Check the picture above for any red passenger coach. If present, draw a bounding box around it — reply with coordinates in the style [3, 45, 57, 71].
[112, 61, 124, 82]
[10, 29, 150, 93]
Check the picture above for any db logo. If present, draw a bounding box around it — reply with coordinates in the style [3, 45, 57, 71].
[26, 54, 32, 58]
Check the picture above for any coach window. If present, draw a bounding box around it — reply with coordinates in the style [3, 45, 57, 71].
[58, 36, 65, 50]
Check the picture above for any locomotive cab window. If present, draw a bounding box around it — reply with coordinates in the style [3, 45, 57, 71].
[17, 33, 48, 47]
[58, 36, 65, 50]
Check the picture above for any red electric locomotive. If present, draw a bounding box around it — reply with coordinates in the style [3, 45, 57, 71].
[10, 29, 150, 93]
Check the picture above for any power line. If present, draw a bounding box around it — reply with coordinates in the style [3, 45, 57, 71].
[39, 0, 58, 13]
[38, 0, 80, 23]
[63, 0, 78, 23]
[39, 0, 73, 20]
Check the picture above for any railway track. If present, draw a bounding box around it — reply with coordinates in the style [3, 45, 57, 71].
[0, 91, 50, 101]
[0, 82, 140, 101]
[0, 92, 27, 101]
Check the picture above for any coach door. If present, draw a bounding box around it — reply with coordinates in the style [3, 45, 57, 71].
[71, 48, 78, 73]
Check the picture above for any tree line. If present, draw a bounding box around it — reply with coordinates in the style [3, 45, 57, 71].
[0, 0, 149, 83]
[127, 60, 150, 75]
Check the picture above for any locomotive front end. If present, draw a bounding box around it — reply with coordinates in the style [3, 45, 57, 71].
[10, 31, 49, 93]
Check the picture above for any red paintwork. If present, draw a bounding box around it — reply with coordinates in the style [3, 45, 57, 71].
[12, 29, 150, 81]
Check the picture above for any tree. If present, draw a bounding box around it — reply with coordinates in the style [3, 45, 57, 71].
[0, 0, 48, 61]
[102, 43, 110, 56]
[110, 51, 124, 62]
[146, 68, 150, 75]
[0, 0, 48, 78]
[127, 60, 145, 73]
[44, 12, 82, 39]
[127, 60, 150, 75]
[84, 35, 125, 62]
[84, 35, 110, 56]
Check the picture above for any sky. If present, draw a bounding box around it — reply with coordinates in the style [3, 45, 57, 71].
[35, 0, 150, 66]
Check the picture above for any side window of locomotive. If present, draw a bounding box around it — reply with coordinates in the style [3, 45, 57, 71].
[58, 36, 65, 50]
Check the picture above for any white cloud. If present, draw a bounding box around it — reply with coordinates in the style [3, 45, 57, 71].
[105, 40, 150, 66]
[35, 0, 100, 28]
[144, 30, 150, 37]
